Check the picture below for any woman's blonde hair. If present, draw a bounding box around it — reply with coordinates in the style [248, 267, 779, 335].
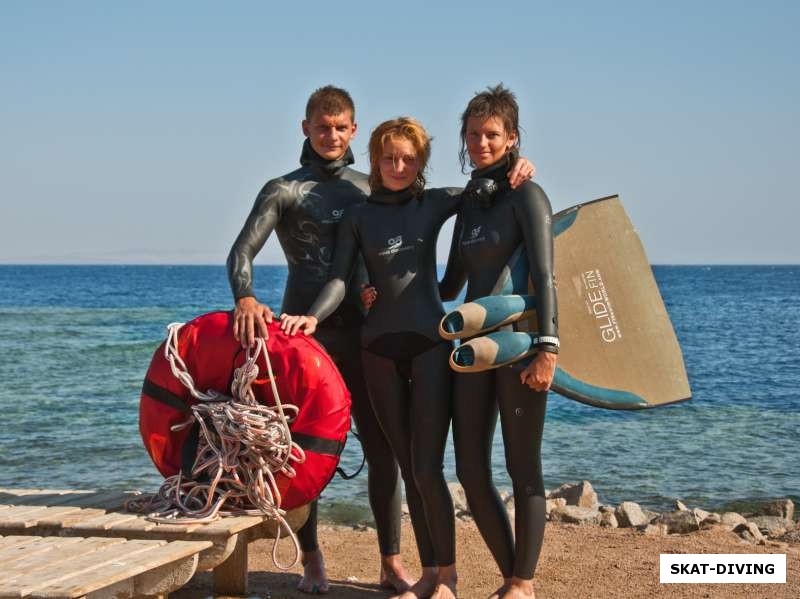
[368, 117, 431, 194]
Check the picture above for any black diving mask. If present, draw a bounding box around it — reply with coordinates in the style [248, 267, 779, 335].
[464, 178, 499, 208]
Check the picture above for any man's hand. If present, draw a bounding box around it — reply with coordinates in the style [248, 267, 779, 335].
[360, 284, 377, 310]
[507, 156, 536, 189]
[233, 296, 273, 347]
[279, 314, 319, 336]
[520, 351, 557, 392]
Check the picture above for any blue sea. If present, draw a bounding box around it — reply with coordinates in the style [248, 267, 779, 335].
[0, 265, 797, 521]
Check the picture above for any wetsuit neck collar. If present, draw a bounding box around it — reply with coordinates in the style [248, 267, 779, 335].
[470, 150, 516, 184]
[465, 151, 516, 208]
[300, 139, 355, 178]
[368, 186, 418, 206]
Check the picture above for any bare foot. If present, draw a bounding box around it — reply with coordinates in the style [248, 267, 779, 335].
[430, 582, 457, 598]
[430, 564, 457, 599]
[391, 567, 438, 599]
[380, 557, 413, 593]
[500, 577, 535, 599]
[297, 549, 329, 594]
[488, 581, 511, 599]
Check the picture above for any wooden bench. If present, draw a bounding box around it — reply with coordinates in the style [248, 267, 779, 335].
[0, 489, 310, 595]
[0, 535, 211, 598]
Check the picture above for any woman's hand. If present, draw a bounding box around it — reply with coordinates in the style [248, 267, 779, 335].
[520, 351, 557, 392]
[507, 156, 536, 189]
[233, 296, 273, 348]
[360, 284, 377, 310]
[279, 314, 318, 336]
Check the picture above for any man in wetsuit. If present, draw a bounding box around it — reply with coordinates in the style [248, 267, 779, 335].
[227, 86, 410, 594]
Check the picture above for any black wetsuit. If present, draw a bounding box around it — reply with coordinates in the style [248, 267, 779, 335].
[308, 186, 462, 567]
[440, 153, 558, 580]
[227, 141, 402, 556]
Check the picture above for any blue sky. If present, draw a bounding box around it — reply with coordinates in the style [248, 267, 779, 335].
[1, 1, 797, 264]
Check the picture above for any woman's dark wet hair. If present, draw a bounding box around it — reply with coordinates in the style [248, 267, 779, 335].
[459, 84, 521, 172]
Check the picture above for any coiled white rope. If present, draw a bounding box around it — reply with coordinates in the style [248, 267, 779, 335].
[127, 322, 306, 570]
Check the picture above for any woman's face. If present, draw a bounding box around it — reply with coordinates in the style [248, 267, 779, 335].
[379, 136, 419, 191]
[466, 115, 517, 169]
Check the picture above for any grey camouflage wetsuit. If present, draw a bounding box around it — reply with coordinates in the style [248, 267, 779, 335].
[227, 141, 402, 556]
[440, 152, 558, 580]
[308, 186, 462, 567]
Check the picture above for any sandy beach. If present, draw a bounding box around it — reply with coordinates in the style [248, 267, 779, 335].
[172, 518, 799, 598]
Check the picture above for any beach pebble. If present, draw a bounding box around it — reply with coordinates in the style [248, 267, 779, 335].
[657, 510, 700, 534]
[675, 500, 689, 511]
[720, 512, 747, 529]
[776, 530, 800, 544]
[640, 523, 669, 536]
[644, 509, 661, 523]
[346, 576, 359, 583]
[693, 508, 711, 521]
[757, 498, 795, 521]
[599, 504, 616, 514]
[701, 513, 722, 526]
[447, 482, 470, 514]
[748, 515, 792, 538]
[547, 481, 598, 509]
[549, 505, 602, 526]
[545, 497, 567, 516]
[615, 501, 649, 528]
[600, 511, 618, 528]
[500, 489, 513, 504]
[734, 522, 765, 544]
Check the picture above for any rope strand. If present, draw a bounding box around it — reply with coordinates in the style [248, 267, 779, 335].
[127, 322, 305, 570]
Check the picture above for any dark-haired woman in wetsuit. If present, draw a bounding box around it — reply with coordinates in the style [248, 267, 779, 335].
[282, 117, 534, 599]
[441, 85, 558, 599]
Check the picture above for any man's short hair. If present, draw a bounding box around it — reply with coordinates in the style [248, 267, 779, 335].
[305, 85, 356, 120]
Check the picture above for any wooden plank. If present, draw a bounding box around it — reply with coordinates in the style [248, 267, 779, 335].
[0, 538, 125, 584]
[38, 541, 205, 599]
[36, 508, 106, 529]
[0, 539, 165, 597]
[51, 491, 132, 511]
[0, 507, 85, 530]
[104, 517, 204, 535]
[102, 516, 157, 534]
[0, 507, 55, 527]
[0, 536, 81, 563]
[0, 536, 41, 550]
[69, 512, 140, 532]
[25, 540, 210, 599]
[191, 514, 265, 537]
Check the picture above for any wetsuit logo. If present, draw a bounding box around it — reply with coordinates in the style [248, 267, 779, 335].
[321, 208, 345, 224]
[461, 225, 487, 246]
[379, 235, 414, 256]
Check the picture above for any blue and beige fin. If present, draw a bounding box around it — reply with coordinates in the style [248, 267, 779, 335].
[440, 295, 537, 340]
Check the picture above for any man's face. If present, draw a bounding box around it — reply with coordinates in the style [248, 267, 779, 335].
[302, 110, 357, 161]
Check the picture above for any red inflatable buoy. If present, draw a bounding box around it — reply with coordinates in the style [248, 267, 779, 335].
[139, 311, 351, 510]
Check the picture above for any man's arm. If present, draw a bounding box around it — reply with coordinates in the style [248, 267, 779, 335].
[281, 211, 360, 336]
[226, 180, 284, 346]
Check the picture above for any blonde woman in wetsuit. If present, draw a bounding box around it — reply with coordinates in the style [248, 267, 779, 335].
[281, 118, 535, 599]
[440, 85, 559, 599]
